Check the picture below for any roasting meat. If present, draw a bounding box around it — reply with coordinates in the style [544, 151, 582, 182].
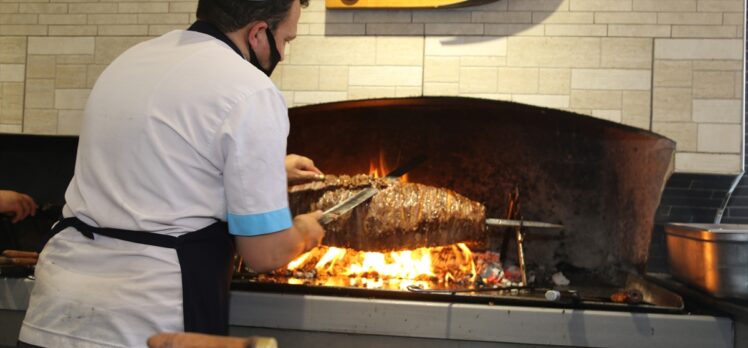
[288, 175, 486, 251]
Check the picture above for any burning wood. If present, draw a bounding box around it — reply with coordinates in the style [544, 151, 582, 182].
[289, 174, 486, 251]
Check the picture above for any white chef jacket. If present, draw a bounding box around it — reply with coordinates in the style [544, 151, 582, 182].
[20, 29, 292, 348]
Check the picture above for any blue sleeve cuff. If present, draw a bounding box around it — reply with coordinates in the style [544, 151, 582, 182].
[227, 207, 293, 236]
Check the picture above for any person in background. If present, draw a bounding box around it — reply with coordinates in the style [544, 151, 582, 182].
[0, 190, 37, 223]
[19, 0, 323, 347]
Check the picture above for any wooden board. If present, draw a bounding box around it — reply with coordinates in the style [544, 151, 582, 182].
[326, 0, 498, 9]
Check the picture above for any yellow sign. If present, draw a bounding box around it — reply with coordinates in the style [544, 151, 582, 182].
[326, 0, 499, 9]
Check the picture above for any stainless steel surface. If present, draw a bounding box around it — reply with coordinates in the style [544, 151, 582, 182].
[665, 223, 748, 299]
[485, 218, 564, 229]
[318, 187, 378, 225]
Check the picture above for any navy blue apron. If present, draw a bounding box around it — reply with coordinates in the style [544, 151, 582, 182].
[48, 217, 234, 335]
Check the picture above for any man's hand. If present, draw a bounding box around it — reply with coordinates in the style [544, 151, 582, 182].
[285, 154, 324, 185]
[0, 190, 37, 223]
[294, 210, 325, 252]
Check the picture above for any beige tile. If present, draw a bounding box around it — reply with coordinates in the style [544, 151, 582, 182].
[0, 37, 27, 64]
[693, 71, 734, 98]
[0, 64, 24, 82]
[512, 94, 570, 108]
[654, 39, 743, 59]
[696, 0, 743, 12]
[138, 14, 189, 25]
[49, 25, 98, 36]
[425, 23, 484, 36]
[698, 124, 741, 153]
[459, 67, 498, 93]
[672, 25, 737, 38]
[293, 91, 347, 106]
[395, 86, 422, 97]
[23, 109, 57, 135]
[692, 99, 742, 123]
[461, 93, 510, 101]
[119, 2, 169, 13]
[507, 37, 600, 68]
[169, 2, 197, 13]
[601, 38, 652, 69]
[571, 69, 651, 90]
[289, 37, 376, 65]
[472, 11, 532, 23]
[532, 11, 593, 24]
[0, 82, 23, 124]
[484, 24, 545, 36]
[691, 60, 742, 70]
[675, 152, 741, 173]
[734, 71, 743, 99]
[652, 122, 698, 151]
[413, 10, 472, 23]
[349, 66, 422, 87]
[55, 64, 88, 89]
[94, 37, 146, 64]
[282, 65, 319, 90]
[633, 0, 696, 11]
[0, 4, 19, 14]
[423, 82, 459, 96]
[149, 25, 187, 36]
[545, 24, 607, 36]
[595, 12, 658, 24]
[657, 12, 723, 25]
[375, 37, 423, 66]
[39, 14, 86, 25]
[318, 66, 349, 91]
[54, 89, 90, 110]
[0, 14, 38, 25]
[608, 24, 671, 37]
[348, 86, 396, 100]
[24, 79, 55, 108]
[426, 36, 506, 57]
[509, 0, 570, 10]
[498, 68, 538, 94]
[26, 55, 55, 79]
[353, 10, 412, 23]
[538, 68, 571, 94]
[570, 0, 632, 11]
[591, 109, 622, 123]
[654, 60, 692, 87]
[28, 37, 94, 55]
[424, 57, 459, 82]
[723, 13, 743, 25]
[311, 23, 365, 36]
[622, 90, 651, 129]
[652, 87, 691, 121]
[87, 14, 138, 25]
[57, 109, 83, 135]
[0, 124, 22, 133]
[98, 25, 149, 36]
[19, 3, 67, 14]
[570, 90, 622, 109]
[460, 56, 506, 67]
[68, 3, 118, 14]
[366, 23, 424, 36]
[0, 25, 47, 36]
[56, 54, 93, 65]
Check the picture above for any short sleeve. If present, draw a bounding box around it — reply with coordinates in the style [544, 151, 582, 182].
[218, 87, 292, 236]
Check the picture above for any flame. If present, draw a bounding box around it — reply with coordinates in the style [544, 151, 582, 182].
[368, 151, 408, 182]
[286, 243, 476, 290]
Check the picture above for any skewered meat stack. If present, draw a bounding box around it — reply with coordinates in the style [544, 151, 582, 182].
[289, 174, 486, 251]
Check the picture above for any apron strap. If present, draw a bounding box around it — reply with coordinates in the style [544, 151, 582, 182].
[47, 217, 234, 335]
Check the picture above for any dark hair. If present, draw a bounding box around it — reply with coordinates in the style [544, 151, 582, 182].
[196, 0, 309, 32]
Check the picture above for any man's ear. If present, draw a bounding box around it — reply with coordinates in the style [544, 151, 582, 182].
[247, 21, 269, 49]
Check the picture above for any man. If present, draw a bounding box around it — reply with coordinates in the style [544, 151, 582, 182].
[0, 190, 37, 223]
[19, 0, 323, 347]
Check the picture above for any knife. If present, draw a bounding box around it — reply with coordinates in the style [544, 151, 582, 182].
[485, 218, 563, 229]
[318, 187, 379, 225]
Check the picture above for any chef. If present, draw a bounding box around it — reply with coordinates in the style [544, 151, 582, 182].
[0, 189, 37, 223]
[19, 0, 322, 347]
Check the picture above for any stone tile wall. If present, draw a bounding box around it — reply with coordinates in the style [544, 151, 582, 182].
[0, 0, 744, 174]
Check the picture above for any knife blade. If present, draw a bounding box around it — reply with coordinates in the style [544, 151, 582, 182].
[486, 218, 563, 229]
[318, 186, 379, 225]
[385, 154, 426, 178]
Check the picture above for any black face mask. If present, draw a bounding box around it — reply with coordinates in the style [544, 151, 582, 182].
[248, 28, 281, 77]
